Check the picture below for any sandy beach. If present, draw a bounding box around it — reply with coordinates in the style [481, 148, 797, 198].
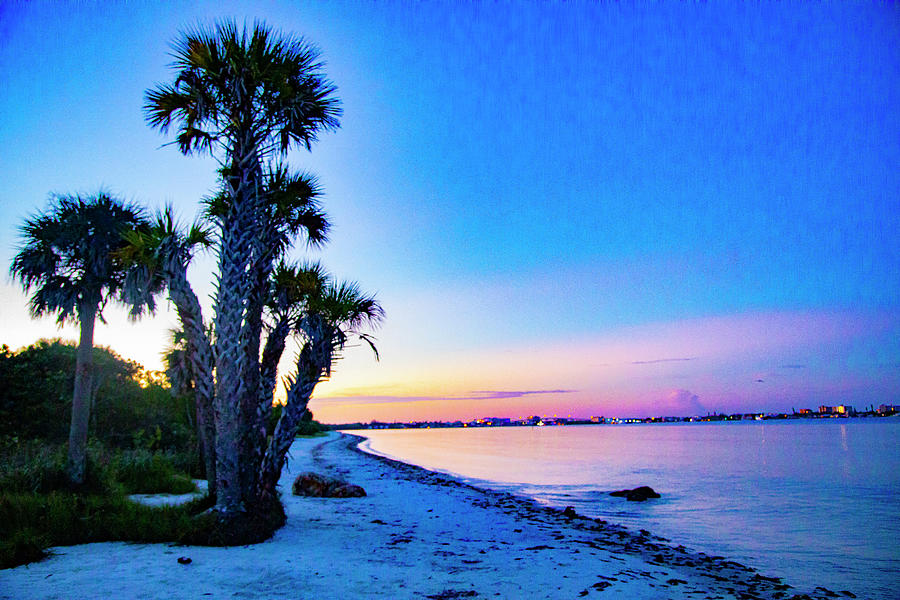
[0, 433, 852, 600]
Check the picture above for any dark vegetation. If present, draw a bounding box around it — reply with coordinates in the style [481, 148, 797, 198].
[1, 340, 198, 457]
[0, 339, 316, 568]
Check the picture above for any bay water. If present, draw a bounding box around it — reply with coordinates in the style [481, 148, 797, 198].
[355, 420, 900, 599]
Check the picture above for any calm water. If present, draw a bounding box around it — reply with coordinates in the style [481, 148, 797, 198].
[356, 420, 900, 599]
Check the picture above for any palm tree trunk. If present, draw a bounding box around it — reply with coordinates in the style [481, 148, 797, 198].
[67, 301, 97, 486]
[256, 374, 316, 506]
[213, 152, 263, 516]
[237, 261, 269, 505]
[257, 317, 290, 433]
[257, 331, 330, 505]
[167, 267, 217, 497]
[245, 316, 290, 500]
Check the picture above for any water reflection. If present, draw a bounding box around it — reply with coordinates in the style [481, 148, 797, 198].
[355, 420, 900, 600]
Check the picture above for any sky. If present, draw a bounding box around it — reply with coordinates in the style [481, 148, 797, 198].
[1, 1, 898, 423]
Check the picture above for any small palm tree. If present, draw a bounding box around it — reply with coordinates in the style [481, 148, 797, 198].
[246, 261, 329, 480]
[119, 207, 218, 493]
[259, 261, 330, 407]
[257, 275, 383, 503]
[10, 192, 149, 485]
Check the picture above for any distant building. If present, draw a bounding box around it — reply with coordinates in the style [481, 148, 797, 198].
[797, 408, 813, 415]
[818, 405, 855, 415]
[474, 417, 510, 427]
[877, 404, 899, 415]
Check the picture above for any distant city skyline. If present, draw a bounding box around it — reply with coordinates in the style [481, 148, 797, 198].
[334, 402, 898, 429]
[2, 2, 898, 423]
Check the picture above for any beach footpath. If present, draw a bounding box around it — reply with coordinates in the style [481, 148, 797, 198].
[0, 432, 848, 600]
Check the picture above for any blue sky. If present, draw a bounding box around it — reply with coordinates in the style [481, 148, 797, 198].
[1, 2, 898, 421]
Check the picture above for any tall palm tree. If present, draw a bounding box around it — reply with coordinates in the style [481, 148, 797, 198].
[145, 19, 340, 515]
[257, 276, 383, 505]
[204, 169, 329, 502]
[10, 192, 150, 486]
[119, 208, 217, 494]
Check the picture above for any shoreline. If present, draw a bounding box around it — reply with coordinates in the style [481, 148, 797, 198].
[341, 433, 856, 600]
[0, 432, 857, 599]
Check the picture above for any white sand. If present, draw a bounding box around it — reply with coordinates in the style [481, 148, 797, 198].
[127, 480, 208, 508]
[0, 433, 838, 600]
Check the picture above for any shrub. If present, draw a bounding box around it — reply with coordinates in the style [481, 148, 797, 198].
[0, 439, 197, 496]
[0, 439, 115, 495]
[0, 340, 200, 459]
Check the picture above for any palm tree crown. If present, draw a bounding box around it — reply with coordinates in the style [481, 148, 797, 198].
[302, 278, 385, 373]
[145, 19, 341, 159]
[11, 192, 150, 322]
[266, 260, 329, 322]
[203, 166, 329, 260]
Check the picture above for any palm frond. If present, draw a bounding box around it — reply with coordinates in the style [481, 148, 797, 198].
[145, 18, 341, 162]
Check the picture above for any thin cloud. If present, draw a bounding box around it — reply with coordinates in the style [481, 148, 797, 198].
[779, 364, 807, 369]
[631, 357, 695, 365]
[315, 389, 577, 406]
[467, 389, 576, 400]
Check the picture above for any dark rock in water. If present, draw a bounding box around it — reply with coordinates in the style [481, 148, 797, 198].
[425, 591, 478, 600]
[292, 472, 367, 498]
[563, 506, 577, 518]
[177, 556, 192, 565]
[610, 486, 661, 501]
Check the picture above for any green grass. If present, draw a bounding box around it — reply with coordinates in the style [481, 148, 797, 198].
[0, 489, 199, 568]
[0, 440, 198, 496]
[0, 440, 289, 569]
[0, 440, 211, 569]
[109, 450, 198, 495]
[0, 440, 117, 495]
[0, 488, 285, 569]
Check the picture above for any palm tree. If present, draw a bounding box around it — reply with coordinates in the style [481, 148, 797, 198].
[119, 208, 218, 494]
[10, 192, 150, 486]
[247, 261, 329, 479]
[145, 19, 341, 515]
[258, 261, 330, 424]
[257, 275, 383, 505]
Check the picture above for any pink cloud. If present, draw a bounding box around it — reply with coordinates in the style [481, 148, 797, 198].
[655, 389, 705, 416]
